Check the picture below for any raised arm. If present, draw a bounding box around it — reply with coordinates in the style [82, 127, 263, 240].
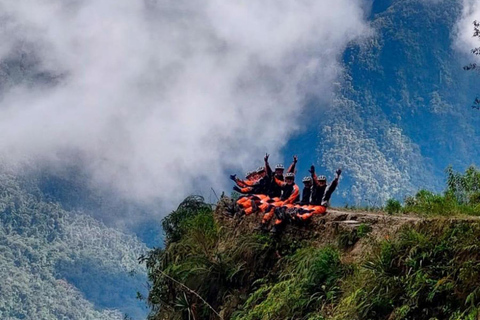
[230, 174, 252, 188]
[309, 165, 321, 187]
[322, 169, 342, 205]
[287, 155, 297, 173]
[236, 178, 259, 187]
[264, 153, 273, 177]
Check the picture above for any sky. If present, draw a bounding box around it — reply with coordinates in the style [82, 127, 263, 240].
[0, 0, 371, 211]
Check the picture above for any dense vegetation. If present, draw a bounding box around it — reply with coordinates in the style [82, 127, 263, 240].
[315, 0, 480, 206]
[0, 168, 148, 320]
[145, 166, 480, 320]
[384, 165, 480, 217]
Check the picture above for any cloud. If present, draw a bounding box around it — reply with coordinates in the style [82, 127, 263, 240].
[0, 0, 371, 210]
[455, 0, 480, 55]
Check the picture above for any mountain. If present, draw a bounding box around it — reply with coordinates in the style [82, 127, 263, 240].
[0, 167, 148, 320]
[286, 0, 480, 206]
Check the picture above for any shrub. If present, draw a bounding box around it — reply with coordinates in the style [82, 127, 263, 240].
[357, 223, 372, 238]
[385, 198, 402, 215]
[161, 195, 213, 244]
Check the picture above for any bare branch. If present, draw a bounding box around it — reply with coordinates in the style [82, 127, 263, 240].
[159, 270, 224, 320]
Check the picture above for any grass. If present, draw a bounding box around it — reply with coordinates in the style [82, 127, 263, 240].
[333, 221, 480, 320]
[145, 166, 480, 319]
[232, 246, 344, 320]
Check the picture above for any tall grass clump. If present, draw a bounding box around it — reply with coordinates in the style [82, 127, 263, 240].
[233, 246, 345, 320]
[334, 221, 480, 320]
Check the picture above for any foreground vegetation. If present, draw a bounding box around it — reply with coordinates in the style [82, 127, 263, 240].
[144, 166, 480, 319]
[383, 166, 480, 217]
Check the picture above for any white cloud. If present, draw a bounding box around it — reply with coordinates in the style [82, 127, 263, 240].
[0, 0, 370, 209]
[455, 0, 480, 56]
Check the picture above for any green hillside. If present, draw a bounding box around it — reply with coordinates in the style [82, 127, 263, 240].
[0, 168, 148, 319]
[317, 0, 480, 205]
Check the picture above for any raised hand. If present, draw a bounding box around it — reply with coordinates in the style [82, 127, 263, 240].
[308, 165, 315, 174]
[230, 174, 237, 181]
[264, 153, 270, 162]
[293, 155, 298, 163]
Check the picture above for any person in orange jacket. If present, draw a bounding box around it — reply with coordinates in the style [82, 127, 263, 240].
[264, 154, 297, 198]
[232, 166, 268, 195]
[309, 166, 341, 206]
[299, 176, 313, 205]
[276, 172, 300, 204]
[293, 205, 327, 221]
[230, 171, 258, 188]
[293, 168, 342, 222]
[257, 172, 299, 231]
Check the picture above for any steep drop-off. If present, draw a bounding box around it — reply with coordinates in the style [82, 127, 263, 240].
[145, 194, 480, 319]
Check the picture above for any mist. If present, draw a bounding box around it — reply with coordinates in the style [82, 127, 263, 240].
[455, 0, 480, 55]
[0, 0, 371, 212]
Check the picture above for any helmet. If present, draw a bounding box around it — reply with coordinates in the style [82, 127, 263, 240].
[275, 164, 285, 170]
[317, 175, 327, 181]
[256, 166, 266, 173]
[245, 171, 253, 177]
[285, 172, 295, 179]
[302, 176, 312, 183]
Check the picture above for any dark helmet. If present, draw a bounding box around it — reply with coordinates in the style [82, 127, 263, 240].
[285, 172, 295, 179]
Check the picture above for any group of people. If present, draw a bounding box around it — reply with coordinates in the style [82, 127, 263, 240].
[228, 154, 341, 234]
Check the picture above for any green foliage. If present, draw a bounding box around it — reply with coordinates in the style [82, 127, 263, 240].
[148, 165, 480, 320]
[0, 171, 147, 320]
[403, 189, 458, 216]
[338, 224, 372, 250]
[357, 223, 372, 238]
[334, 222, 480, 319]
[233, 247, 344, 320]
[145, 197, 284, 320]
[385, 198, 402, 215]
[402, 166, 480, 217]
[446, 165, 480, 205]
[161, 195, 213, 244]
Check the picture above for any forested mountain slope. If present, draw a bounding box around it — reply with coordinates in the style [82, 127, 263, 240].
[305, 0, 480, 205]
[0, 168, 148, 319]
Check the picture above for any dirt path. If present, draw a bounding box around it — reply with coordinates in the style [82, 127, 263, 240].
[215, 198, 480, 242]
[216, 199, 480, 264]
